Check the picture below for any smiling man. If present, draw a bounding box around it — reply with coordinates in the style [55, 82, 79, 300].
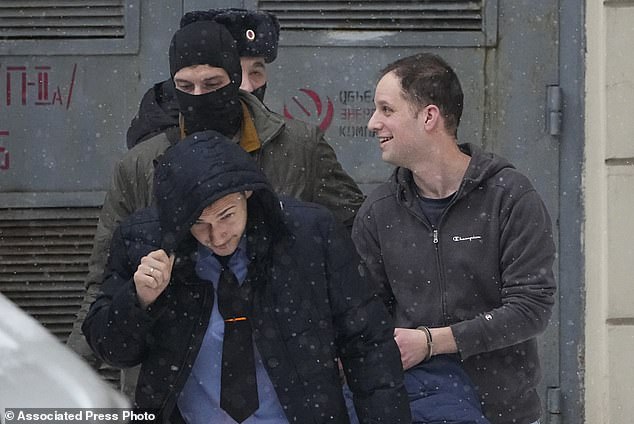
[352, 53, 557, 424]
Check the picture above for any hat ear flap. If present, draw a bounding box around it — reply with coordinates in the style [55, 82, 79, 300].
[179, 10, 216, 28]
[267, 11, 280, 40]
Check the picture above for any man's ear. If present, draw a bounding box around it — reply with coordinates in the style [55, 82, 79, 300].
[422, 105, 441, 129]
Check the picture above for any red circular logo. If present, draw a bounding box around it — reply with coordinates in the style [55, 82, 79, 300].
[283, 88, 334, 131]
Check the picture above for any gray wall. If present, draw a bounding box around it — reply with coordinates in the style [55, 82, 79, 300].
[0, 1, 585, 421]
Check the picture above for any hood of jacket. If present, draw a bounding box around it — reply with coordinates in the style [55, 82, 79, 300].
[153, 130, 281, 253]
[393, 142, 515, 204]
[127, 79, 179, 149]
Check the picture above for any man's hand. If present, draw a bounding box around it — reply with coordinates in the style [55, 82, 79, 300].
[393, 327, 429, 370]
[134, 249, 175, 309]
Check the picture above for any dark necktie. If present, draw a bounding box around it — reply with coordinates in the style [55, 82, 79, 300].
[217, 264, 259, 422]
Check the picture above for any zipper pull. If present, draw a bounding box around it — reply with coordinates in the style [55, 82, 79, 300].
[433, 229, 439, 244]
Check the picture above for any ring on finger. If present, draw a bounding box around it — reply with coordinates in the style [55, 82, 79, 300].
[149, 266, 155, 276]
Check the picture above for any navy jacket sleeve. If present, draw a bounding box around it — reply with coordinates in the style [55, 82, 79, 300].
[82, 224, 166, 368]
[324, 215, 411, 423]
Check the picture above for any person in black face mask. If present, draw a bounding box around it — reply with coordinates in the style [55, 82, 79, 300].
[169, 20, 244, 137]
[126, 8, 279, 149]
[67, 19, 365, 399]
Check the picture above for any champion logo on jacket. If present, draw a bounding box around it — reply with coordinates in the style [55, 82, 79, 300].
[452, 235, 483, 242]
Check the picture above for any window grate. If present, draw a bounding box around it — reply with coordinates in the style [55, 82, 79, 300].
[0, 207, 100, 343]
[0, 0, 126, 40]
[259, 0, 484, 32]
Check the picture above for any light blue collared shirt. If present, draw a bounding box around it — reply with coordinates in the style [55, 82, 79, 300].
[177, 239, 287, 424]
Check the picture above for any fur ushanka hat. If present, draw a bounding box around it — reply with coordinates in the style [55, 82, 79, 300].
[180, 8, 280, 63]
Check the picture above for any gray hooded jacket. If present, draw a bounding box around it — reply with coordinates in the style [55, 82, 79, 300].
[352, 143, 557, 424]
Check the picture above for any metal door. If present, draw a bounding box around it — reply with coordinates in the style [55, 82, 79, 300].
[251, 0, 562, 421]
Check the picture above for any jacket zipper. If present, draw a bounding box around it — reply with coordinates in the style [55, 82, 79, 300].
[400, 179, 467, 327]
[431, 227, 448, 325]
[408, 220, 448, 326]
[399, 194, 448, 325]
[433, 191, 464, 326]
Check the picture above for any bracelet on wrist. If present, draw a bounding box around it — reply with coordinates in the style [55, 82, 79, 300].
[417, 325, 434, 361]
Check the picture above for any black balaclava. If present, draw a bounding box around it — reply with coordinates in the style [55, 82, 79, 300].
[180, 9, 281, 103]
[169, 21, 243, 137]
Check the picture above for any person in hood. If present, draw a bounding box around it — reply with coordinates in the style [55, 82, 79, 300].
[352, 53, 557, 424]
[83, 131, 410, 424]
[126, 8, 280, 148]
[66, 19, 364, 379]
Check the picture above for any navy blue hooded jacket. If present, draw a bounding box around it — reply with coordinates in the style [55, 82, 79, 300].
[83, 131, 410, 423]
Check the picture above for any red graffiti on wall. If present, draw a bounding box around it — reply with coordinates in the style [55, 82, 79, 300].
[0, 130, 9, 170]
[2, 64, 77, 109]
[283, 88, 334, 131]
